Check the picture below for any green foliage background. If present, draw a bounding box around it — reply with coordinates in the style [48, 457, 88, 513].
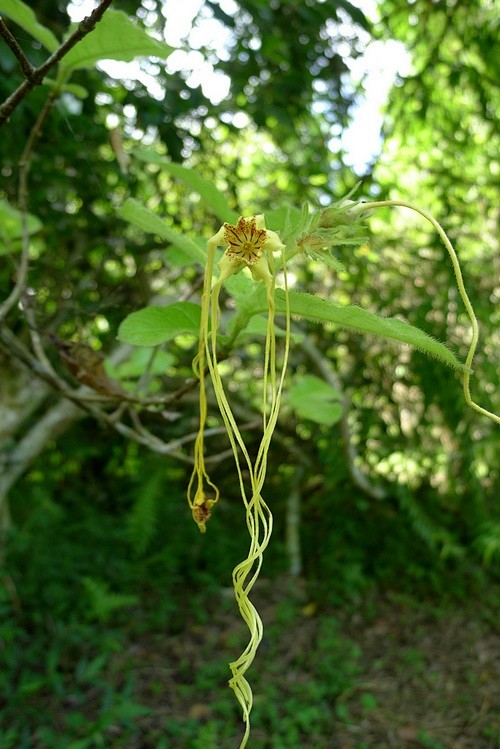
[0, 0, 498, 747]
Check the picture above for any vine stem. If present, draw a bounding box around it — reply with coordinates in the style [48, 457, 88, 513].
[353, 200, 499, 425]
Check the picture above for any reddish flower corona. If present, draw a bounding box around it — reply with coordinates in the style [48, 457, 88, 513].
[224, 217, 268, 265]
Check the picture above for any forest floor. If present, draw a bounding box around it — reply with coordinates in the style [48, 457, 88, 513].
[116, 576, 499, 749]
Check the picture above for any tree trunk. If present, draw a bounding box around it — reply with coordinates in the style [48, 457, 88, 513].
[0, 397, 84, 553]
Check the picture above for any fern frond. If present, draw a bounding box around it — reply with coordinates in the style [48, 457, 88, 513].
[82, 577, 138, 623]
[127, 473, 163, 555]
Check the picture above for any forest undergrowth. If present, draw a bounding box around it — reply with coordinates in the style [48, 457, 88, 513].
[2, 548, 498, 749]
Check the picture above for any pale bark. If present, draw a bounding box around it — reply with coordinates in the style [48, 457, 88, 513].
[0, 398, 84, 533]
[0, 349, 50, 447]
[286, 464, 305, 576]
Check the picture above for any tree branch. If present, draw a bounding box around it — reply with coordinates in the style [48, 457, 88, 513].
[0, 397, 82, 501]
[0, 335, 260, 538]
[0, 0, 114, 128]
[285, 464, 305, 576]
[0, 327, 255, 479]
[0, 19, 35, 79]
[0, 349, 50, 447]
[0, 91, 57, 323]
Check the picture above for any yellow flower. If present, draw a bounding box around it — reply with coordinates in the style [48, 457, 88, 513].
[215, 215, 285, 287]
[188, 211, 291, 749]
[224, 217, 268, 265]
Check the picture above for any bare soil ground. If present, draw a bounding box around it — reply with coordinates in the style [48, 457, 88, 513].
[119, 578, 499, 748]
[332, 594, 499, 749]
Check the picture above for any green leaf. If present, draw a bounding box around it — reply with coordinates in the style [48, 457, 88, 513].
[105, 348, 175, 380]
[67, 738, 97, 749]
[127, 474, 163, 555]
[133, 151, 238, 224]
[118, 303, 201, 347]
[234, 314, 301, 341]
[0, 199, 42, 255]
[264, 203, 304, 243]
[336, 0, 371, 31]
[44, 78, 89, 99]
[0, 0, 58, 52]
[288, 374, 343, 426]
[82, 577, 138, 623]
[307, 249, 347, 274]
[18, 677, 45, 697]
[224, 270, 255, 300]
[162, 246, 195, 268]
[118, 198, 206, 263]
[473, 521, 500, 565]
[77, 653, 108, 682]
[61, 9, 173, 72]
[249, 287, 465, 371]
[102, 699, 151, 720]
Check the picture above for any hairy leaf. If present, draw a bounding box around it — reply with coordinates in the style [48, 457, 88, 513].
[232, 314, 302, 343]
[249, 287, 465, 371]
[259, 204, 304, 242]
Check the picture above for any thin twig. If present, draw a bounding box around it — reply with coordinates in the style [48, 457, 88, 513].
[0, 327, 161, 411]
[0, 326, 257, 465]
[0, 0, 113, 127]
[25, 307, 59, 377]
[179, 273, 204, 302]
[169, 376, 201, 403]
[0, 91, 57, 323]
[27, 320, 199, 407]
[0, 328, 108, 420]
[0, 19, 35, 79]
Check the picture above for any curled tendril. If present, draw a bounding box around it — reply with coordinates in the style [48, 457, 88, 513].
[354, 200, 499, 426]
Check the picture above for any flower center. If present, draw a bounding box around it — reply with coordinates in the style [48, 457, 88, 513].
[224, 217, 267, 265]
